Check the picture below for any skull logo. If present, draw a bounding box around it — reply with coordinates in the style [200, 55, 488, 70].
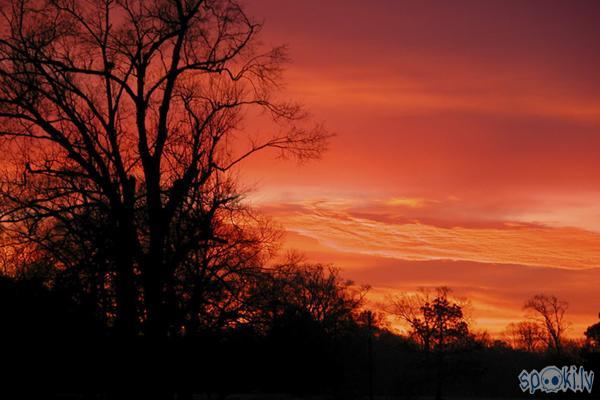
[540, 366, 563, 393]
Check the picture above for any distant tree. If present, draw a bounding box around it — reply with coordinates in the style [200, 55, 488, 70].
[388, 287, 469, 352]
[505, 321, 545, 352]
[356, 308, 389, 332]
[388, 288, 434, 350]
[524, 294, 569, 355]
[0, 0, 329, 337]
[249, 253, 368, 335]
[584, 315, 600, 349]
[388, 287, 469, 400]
[237, 254, 369, 394]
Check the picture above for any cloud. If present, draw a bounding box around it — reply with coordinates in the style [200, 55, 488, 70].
[284, 68, 600, 125]
[288, 245, 600, 336]
[385, 197, 435, 208]
[263, 199, 600, 270]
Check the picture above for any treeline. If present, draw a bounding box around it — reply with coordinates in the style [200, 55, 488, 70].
[1, 260, 599, 399]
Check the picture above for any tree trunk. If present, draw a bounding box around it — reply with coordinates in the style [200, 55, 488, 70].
[113, 231, 138, 337]
[143, 261, 166, 337]
[113, 200, 141, 337]
[142, 162, 169, 337]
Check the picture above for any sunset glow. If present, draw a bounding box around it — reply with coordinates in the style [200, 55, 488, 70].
[243, 0, 600, 336]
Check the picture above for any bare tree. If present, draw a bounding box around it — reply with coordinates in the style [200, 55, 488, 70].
[388, 288, 435, 350]
[0, 0, 329, 337]
[524, 294, 569, 355]
[505, 321, 545, 352]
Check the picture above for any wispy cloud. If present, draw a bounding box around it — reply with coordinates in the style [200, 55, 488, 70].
[265, 200, 600, 270]
[385, 197, 435, 208]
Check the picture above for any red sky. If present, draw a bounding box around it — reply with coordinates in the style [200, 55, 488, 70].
[241, 0, 600, 336]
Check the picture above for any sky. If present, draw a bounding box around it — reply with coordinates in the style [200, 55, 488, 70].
[241, 0, 600, 336]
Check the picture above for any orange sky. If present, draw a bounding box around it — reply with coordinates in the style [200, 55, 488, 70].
[241, 0, 600, 337]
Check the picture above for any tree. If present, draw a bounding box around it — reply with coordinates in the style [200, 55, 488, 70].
[0, 0, 329, 337]
[249, 253, 368, 335]
[584, 313, 600, 349]
[505, 321, 544, 352]
[388, 287, 469, 352]
[233, 255, 369, 394]
[388, 287, 469, 400]
[524, 294, 569, 355]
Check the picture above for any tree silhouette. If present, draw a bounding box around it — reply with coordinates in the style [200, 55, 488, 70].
[249, 253, 368, 335]
[505, 321, 545, 352]
[388, 287, 469, 351]
[584, 314, 600, 349]
[0, 0, 329, 337]
[524, 294, 569, 355]
[388, 287, 469, 400]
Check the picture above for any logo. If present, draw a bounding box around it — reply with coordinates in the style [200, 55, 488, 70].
[518, 365, 594, 394]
